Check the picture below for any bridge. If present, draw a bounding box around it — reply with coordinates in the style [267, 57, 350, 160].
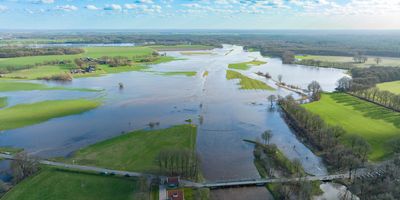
[0, 153, 384, 189]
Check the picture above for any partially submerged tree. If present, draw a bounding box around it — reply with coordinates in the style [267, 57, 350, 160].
[262, 130, 272, 145]
[282, 51, 295, 64]
[267, 95, 277, 108]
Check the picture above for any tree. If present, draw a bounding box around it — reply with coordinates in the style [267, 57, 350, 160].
[388, 138, 400, 154]
[11, 152, 40, 184]
[282, 51, 295, 64]
[278, 74, 283, 83]
[262, 130, 272, 145]
[374, 57, 382, 65]
[307, 81, 322, 101]
[336, 76, 352, 92]
[267, 95, 277, 108]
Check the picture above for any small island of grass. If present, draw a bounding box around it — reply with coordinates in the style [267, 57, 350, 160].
[0, 99, 101, 131]
[228, 60, 267, 70]
[0, 81, 101, 92]
[0, 97, 7, 108]
[226, 70, 274, 90]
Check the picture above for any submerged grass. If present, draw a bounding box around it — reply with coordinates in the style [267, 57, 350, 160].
[228, 60, 267, 70]
[0, 97, 6, 108]
[68, 125, 197, 173]
[1, 168, 139, 200]
[0, 99, 100, 131]
[302, 93, 400, 161]
[0, 81, 101, 92]
[226, 70, 274, 90]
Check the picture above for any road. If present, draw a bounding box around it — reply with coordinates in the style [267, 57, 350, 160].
[0, 153, 381, 189]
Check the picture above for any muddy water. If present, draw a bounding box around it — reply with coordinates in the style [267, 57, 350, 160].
[0, 45, 347, 199]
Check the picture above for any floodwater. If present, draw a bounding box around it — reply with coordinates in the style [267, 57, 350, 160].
[0, 45, 347, 199]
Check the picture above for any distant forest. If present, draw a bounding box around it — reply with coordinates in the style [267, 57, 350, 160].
[2, 31, 400, 58]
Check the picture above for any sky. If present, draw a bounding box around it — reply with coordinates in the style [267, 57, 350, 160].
[0, 0, 400, 30]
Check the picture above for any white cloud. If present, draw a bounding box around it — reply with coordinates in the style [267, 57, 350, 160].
[85, 5, 100, 10]
[124, 4, 138, 9]
[104, 4, 122, 11]
[41, 0, 54, 4]
[0, 5, 7, 12]
[137, 0, 154, 4]
[55, 5, 78, 12]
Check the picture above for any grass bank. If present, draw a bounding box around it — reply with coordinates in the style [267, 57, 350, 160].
[226, 70, 274, 90]
[228, 60, 266, 70]
[0, 81, 100, 92]
[0, 97, 6, 108]
[1, 168, 139, 200]
[0, 99, 100, 131]
[302, 93, 400, 161]
[157, 71, 197, 77]
[377, 81, 400, 94]
[68, 125, 197, 173]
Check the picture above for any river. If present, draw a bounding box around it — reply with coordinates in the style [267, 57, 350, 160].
[0, 45, 348, 199]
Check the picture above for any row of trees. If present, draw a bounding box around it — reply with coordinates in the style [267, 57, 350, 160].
[0, 47, 83, 58]
[157, 148, 200, 180]
[278, 96, 370, 170]
[337, 76, 400, 111]
[350, 66, 400, 89]
[295, 59, 355, 70]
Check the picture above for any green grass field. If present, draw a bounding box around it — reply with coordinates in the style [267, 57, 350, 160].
[157, 71, 197, 77]
[0, 47, 176, 80]
[1, 168, 139, 200]
[302, 93, 400, 161]
[69, 125, 197, 173]
[228, 60, 267, 70]
[0, 99, 100, 131]
[0, 97, 6, 108]
[296, 55, 400, 68]
[0, 81, 100, 92]
[377, 81, 400, 94]
[226, 70, 274, 90]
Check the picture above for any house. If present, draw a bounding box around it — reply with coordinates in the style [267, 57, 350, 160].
[166, 177, 180, 188]
[167, 189, 184, 200]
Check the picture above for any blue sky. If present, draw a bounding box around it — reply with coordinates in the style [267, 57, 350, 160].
[0, 0, 399, 29]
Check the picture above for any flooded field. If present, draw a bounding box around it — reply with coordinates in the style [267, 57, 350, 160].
[0, 45, 347, 199]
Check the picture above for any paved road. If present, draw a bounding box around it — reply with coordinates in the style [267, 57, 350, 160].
[0, 153, 159, 179]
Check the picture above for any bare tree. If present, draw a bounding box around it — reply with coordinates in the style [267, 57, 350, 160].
[11, 152, 40, 184]
[307, 81, 322, 101]
[374, 57, 382, 65]
[278, 74, 283, 83]
[282, 51, 295, 64]
[267, 95, 277, 108]
[262, 130, 272, 145]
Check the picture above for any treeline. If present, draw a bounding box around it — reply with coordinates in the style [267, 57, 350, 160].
[351, 66, 400, 89]
[295, 59, 355, 69]
[351, 87, 400, 111]
[0, 47, 83, 58]
[348, 155, 400, 199]
[5, 31, 400, 58]
[279, 96, 370, 170]
[157, 148, 201, 181]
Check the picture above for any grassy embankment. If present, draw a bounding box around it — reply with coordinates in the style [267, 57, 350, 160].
[0, 47, 176, 80]
[226, 70, 274, 90]
[180, 52, 214, 56]
[68, 125, 196, 173]
[302, 93, 400, 161]
[0, 99, 100, 131]
[377, 81, 400, 94]
[0, 81, 100, 92]
[228, 60, 267, 70]
[1, 168, 141, 200]
[296, 55, 400, 68]
[0, 97, 6, 108]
